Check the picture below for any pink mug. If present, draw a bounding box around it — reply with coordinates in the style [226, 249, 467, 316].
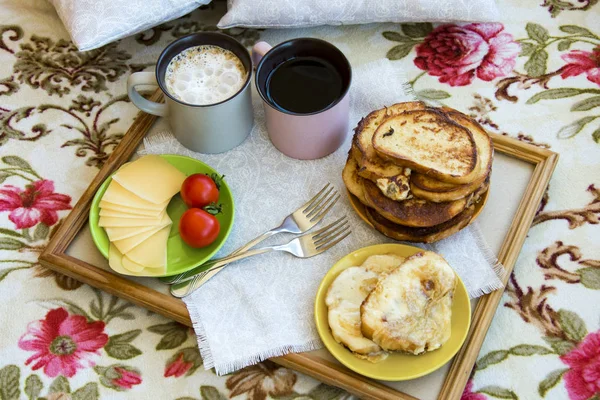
[252, 39, 352, 160]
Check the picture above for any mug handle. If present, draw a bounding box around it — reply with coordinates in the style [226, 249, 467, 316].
[251, 41, 273, 69]
[127, 72, 168, 117]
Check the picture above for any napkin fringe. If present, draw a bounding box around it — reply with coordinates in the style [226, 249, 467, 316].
[213, 340, 323, 375]
[142, 132, 176, 153]
[468, 221, 507, 296]
[185, 297, 217, 370]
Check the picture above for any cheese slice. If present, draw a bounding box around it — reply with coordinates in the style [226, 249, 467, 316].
[124, 225, 170, 269]
[105, 225, 158, 241]
[121, 255, 146, 272]
[108, 244, 136, 276]
[112, 222, 171, 254]
[100, 208, 164, 219]
[100, 200, 164, 217]
[99, 212, 167, 227]
[112, 155, 186, 204]
[122, 256, 167, 276]
[108, 244, 166, 276]
[102, 180, 169, 211]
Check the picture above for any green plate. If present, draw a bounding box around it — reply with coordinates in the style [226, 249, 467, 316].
[89, 154, 234, 277]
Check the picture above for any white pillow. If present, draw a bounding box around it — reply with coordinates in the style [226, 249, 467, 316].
[50, 0, 210, 51]
[218, 0, 500, 28]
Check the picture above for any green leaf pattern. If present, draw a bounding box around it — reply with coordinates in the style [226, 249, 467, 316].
[0, 6, 599, 400]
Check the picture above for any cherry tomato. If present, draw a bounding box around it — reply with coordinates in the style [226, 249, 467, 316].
[180, 174, 219, 208]
[179, 208, 220, 248]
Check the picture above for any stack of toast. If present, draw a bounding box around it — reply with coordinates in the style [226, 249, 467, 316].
[343, 102, 492, 243]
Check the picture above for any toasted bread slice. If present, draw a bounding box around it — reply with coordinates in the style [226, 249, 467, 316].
[361, 251, 456, 354]
[342, 155, 368, 205]
[362, 179, 468, 227]
[372, 110, 478, 184]
[354, 102, 427, 178]
[412, 172, 490, 203]
[410, 108, 494, 198]
[325, 254, 405, 361]
[352, 142, 412, 201]
[411, 173, 463, 192]
[365, 205, 475, 243]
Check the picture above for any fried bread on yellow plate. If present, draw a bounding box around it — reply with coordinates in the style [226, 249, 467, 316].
[342, 155, 368, 205]
[372, 109, 479, 185]
[325, 254, 405, 362]
[361, 251, 456, 354]
[354, 102, 426, 178]
[409, 110, 493, 201]
[362, 179, 469, 228]
[364, 205, 476, 243]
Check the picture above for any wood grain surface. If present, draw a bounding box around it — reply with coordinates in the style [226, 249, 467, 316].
[39, 91, 558, 400]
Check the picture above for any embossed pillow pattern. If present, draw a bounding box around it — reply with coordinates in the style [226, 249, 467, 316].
[217, 0, 500, 28]
[49, 0, 210, 51]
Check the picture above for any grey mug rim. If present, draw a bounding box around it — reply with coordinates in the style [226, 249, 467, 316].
[254, 38, 352, 117]
[155, 32, 252, 108]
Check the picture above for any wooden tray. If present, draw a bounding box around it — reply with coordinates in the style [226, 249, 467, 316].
[39, 90, 558, 400]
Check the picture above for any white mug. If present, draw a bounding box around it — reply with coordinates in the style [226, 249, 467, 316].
[127, 32, 254, 154]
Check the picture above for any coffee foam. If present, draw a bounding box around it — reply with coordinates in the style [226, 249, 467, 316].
[165, 45, 247, 106]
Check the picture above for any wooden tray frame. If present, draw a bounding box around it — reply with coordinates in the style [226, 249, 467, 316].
[39, 90, 558, 400]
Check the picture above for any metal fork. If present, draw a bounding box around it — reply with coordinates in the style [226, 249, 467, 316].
[170, 216, 351, 298]
[163, 183, 340, 284]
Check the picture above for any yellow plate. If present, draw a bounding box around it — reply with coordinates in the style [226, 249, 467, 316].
[314, 243, 471, 381]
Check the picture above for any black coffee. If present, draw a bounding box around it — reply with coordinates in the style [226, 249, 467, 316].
[266, 57, 344, 114]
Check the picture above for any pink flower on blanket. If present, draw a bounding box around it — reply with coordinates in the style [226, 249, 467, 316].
[461, 379, 488, 400]
[414, 23, 520, 86]
[0, 179, 71, 229]
[561, 46, 600, 86]
[561, 330, 600, 400]
[18, 308, 108, 377]
[164, 353, 193, 378]
[112, 367, 142, 389]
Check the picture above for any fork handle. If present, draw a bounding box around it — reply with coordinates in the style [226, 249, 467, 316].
[170, 247, 274, 297]
[174, 246, 274, 285]
[163, 229, 281, 284]
[231, 229, 280, 254]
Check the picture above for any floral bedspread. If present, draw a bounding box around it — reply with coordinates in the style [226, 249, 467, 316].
[0, 0, 598, 399]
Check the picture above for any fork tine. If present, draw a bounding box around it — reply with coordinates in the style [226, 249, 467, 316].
[307, 191, 339, 219]
[310, 216, 346, 238]
[314, 220, 349, 246]
[309, 194, 340, 223]
[316, 229, 351, 252]
[304, 185, 334, 215]
[300, 183, 330, 213]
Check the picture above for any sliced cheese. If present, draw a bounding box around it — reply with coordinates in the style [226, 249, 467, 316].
[112, 155, 186, 204]
[122, 256, 167, 276]
[108, 244, 166, 277]
[108, 243, 135, 276]
[112, 222, 171, 254]
[124, 225, 170, 269]
[99, 200, 164, 217]
[99, 212, 167, 227]
[121, 255, 146, 272]
[104, 225, 158, 241]
[102, 180, 169, 211]
[100, 208, 164, 219]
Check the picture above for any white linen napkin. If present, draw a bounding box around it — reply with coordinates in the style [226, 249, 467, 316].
[141, 59, 505, 375]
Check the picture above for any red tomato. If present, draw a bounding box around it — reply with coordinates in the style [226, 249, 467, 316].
[179, 208, 220, 248]
[180, 174, 219, 208]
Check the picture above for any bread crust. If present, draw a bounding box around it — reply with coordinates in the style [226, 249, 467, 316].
[354, 102, 426, 178]
[365, 204, 475, 243]
[362, 179, 469, 228]
[372, 109, 479, 184]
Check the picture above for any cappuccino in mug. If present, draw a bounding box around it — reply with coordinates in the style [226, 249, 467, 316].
[165, 45, 247, 106]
